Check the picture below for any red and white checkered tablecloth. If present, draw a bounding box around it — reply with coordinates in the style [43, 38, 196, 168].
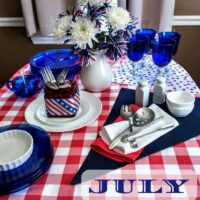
[0, 64, 200, 200]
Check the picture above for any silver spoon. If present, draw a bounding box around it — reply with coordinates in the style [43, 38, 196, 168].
[109, 106, 155, 149]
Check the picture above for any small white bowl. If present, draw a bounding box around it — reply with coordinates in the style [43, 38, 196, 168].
[166, 91, 195, 108]
[0, 130, 33, 171]
[166, 101, 194, 117]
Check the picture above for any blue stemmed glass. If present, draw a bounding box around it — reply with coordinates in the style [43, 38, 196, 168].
[136, 28, 156, 67]
[136, 29, 157, 53]
[158, 32, 181, 56]
[127, 35, 148, 79]
[151, 38, 176, 77]
[158, 32, 181, 75]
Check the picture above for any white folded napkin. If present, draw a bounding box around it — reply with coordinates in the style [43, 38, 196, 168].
[100, 104, 179, 155]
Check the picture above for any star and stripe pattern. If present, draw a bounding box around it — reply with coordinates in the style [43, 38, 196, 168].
[45, 89, 80, 117]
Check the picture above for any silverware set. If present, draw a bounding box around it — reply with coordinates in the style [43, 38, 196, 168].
[121, 116, 164, 143]
[109, 105, 155, 149]
[109, 105, 175, 149]
[41, 67, 69, 90]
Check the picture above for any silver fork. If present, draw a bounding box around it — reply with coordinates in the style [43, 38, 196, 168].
[41, 70, 47, 83]
[45, 66, 57, 83]
[41, 68, 59, 90]
[57, 68, 69, 85]
[120, 105, 134, 121]
[120, 105, 134, 132]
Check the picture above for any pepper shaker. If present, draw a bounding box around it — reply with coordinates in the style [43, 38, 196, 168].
[153, 76, 166, 105]
[135, 80, 149, 107]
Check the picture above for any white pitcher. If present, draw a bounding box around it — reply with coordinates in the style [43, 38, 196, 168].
[80, 53, 115, 93]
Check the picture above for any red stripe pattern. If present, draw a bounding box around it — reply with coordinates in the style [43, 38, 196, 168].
[45, 89, 80, 117]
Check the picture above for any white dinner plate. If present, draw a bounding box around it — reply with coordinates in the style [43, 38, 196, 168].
[36, 102, 84, 126]
[25, 91, 102, 132]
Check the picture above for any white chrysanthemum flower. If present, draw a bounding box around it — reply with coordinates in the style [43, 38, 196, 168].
[107, 7, 131, 31]
[78, 0, 103, 6]
[54, 15, 72, 38]
[70, 17, 99, 49]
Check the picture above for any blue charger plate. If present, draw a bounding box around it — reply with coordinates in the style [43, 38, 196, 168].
[29, 49, 81, 81]
[0, 124, 54, 195]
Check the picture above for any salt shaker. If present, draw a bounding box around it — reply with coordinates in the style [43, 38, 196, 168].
[135, 80, 149, 107]
[153, 76, 166, 105]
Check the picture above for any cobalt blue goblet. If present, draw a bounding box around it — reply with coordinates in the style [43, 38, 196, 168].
[158, 32, 181, 75]
[158, 32, 181, 56]
[136, 29, 156, 53]
[136, 28, 156, 68]
[127, 35, 148, 79]
[151, 38, 176, 77]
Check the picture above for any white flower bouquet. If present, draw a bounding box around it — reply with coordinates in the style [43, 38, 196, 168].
[54, 0, 137, 67]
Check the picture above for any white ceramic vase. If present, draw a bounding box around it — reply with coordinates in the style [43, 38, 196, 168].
[80, 53, 113, 93]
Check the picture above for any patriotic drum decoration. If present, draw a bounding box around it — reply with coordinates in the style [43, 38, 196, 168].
[44, 80, 80, 118]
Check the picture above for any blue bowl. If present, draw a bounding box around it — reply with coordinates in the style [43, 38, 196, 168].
[6, 75, 41, 98]
[30, 49, 81, 81]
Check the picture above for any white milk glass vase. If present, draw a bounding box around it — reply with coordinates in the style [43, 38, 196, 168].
[80, 52, 113, 93]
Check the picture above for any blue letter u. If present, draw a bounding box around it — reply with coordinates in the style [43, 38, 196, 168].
[115, 179, 135, 194]
[89, 179, 109, 194]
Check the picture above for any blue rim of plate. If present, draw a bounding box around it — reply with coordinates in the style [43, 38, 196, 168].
[0, 124, 54, 195]
[29, 49, 80, 69]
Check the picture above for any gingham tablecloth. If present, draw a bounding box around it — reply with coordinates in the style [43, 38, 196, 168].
[0, 64, 200, 200]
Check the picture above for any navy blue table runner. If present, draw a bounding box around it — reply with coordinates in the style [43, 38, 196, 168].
[71, 88, 200, 185]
